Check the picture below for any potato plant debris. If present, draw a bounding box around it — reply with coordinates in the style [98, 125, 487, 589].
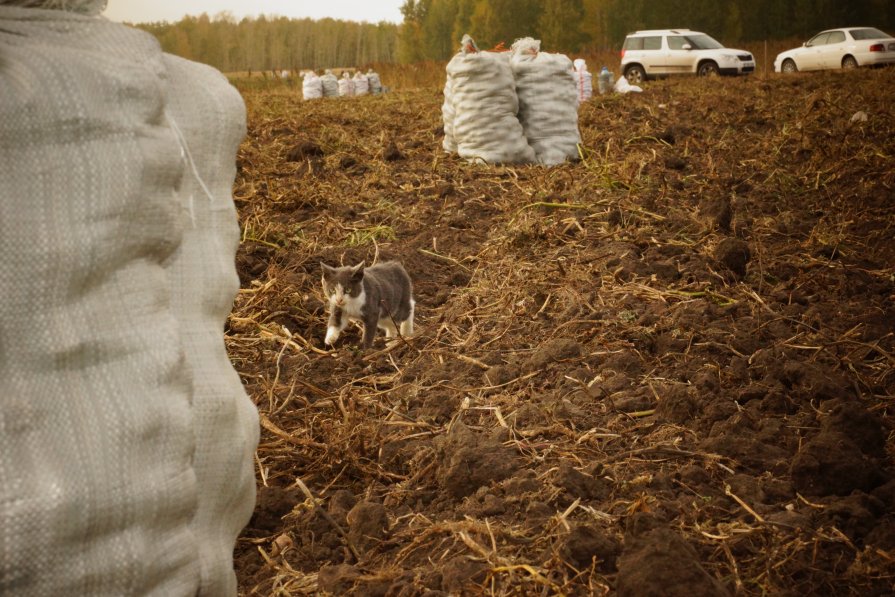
[230, 69, 895, 596]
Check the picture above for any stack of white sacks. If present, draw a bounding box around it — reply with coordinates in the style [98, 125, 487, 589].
[443, 35, 535, 164]
[303, 69, 382, 100]
[442, 35, 581, 165]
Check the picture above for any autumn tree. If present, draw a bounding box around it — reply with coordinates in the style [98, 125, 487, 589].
[421, 0, 458, 60]
[137, 13, 399, 72]
[538, 0, 587, 52]
[398, 0, 427, 63]
[135, 1, 895, 69]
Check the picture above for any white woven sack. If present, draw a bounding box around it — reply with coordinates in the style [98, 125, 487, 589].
[162, 53, 260, 597]
[0, 5, 258, 596]
[338, 72, 355, 97]
[321, 71, 339, 97]
[613, 75, 642, 94]
[0, 5, 198, 595]
[511, 38, 581, 165]
[573, 58, 593, 103]
[302, 72, 323, 100]
[0, 0, 106, 11]
[367, 70, 382, 94]
[447, 35, 535, 164]
[352, 72, 369, 95]
[441, 76, 457, 153]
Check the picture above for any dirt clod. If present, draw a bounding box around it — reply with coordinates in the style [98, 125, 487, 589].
[553, 462, 609, 501]
[436, 182, 454, 197]
[821, 399, 887, 458]
[526, 337, 583, 371]
[250, 485, 300, 533]
[383, 140, 404, 161]
[715, 237, 750, 277]
[664, 155, 687, 170]
[286, 140, 324, 161]
[346, 501, 389, 551]
[616, 528, 730, 597]
[700, 196, 733, 231]
[440, 556, 487, 593]
[560, 524, 620, 570]
[436, 421, 519, 498]
[317, 563, 360, 594]
[327, 489, 357, 526]
[790, 430, 884, 496]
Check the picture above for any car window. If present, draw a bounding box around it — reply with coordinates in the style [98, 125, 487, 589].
[623, 37, 642, 51]
[850, 28, 889, 40]
[685, 34, 724, 50]
[827, 31, 846, 44]
[642, 36, 661, 50]
[667, 36, 688, 50]
[808, 32, 830, 46]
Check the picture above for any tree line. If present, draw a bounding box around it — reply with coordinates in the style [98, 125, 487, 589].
[136, 13, 398, 73]
[135, 1, 893, 71]
[399, 0, 895, 61]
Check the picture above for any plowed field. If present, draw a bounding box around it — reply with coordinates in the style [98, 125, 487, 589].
[231, 69, 895, 596]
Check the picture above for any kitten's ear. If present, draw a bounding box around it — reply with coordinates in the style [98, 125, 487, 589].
[350, 262, 365, 280]
[321, 263, 335, 279]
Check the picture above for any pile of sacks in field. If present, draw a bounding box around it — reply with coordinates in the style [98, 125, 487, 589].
[302, 69, 382, 100]
[573, 60, 636, 100]
[442, 35, 580, 166]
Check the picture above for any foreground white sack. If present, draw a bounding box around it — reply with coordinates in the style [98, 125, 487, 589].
[446, 35, 535, 164]
[0, 3, 258, 595]
[510, 38, 581, 165]
[163, 53, 261, 597]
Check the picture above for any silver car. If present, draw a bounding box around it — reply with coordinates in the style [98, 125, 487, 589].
[621, 29, 755, 83]
[774, 27, 895, 72]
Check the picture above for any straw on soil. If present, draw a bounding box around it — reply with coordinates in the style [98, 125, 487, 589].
[230, 69, 895, 595]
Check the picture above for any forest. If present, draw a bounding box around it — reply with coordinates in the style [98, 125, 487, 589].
[136, 14, 399, 73]
[135, 0, 895, 72]
[398, 0, 895, 60]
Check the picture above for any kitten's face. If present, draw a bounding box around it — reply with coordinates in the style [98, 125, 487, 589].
[321, 262, 364, 306]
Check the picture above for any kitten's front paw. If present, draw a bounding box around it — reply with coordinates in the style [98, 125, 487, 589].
[324, 327, 340, 346]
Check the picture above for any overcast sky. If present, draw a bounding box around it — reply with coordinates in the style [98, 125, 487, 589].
[103, 1, 404, 24]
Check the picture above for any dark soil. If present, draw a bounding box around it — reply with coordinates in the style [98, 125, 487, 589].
[230, 69, 895, 595]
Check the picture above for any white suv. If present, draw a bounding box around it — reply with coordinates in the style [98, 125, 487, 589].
[621, 29, 755, 83]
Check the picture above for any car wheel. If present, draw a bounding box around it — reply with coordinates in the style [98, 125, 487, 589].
[781, 59, 798, 73]
[697, 61, 719, 77]
[625, 65, 646, 84]
[842, 55, 858, 69]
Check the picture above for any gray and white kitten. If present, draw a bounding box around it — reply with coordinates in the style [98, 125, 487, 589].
[321, 261, 415, 348]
